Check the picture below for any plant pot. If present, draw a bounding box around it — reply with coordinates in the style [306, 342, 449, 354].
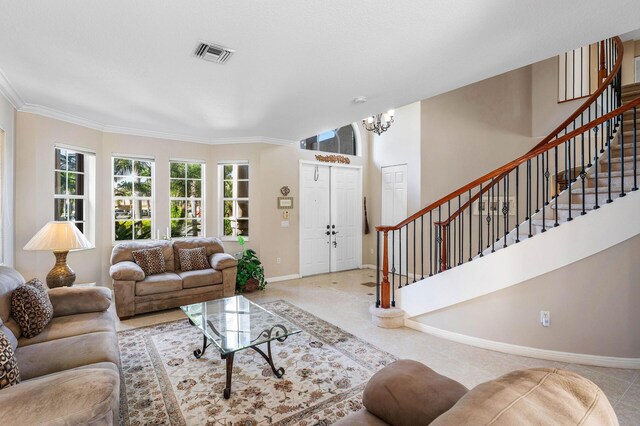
[243, 278, 260, 293]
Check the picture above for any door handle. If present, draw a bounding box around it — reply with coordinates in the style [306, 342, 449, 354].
[331, 231, 339, 235]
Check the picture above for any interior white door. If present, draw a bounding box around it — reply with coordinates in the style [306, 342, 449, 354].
[381, 165, 408, 272]
[330, 167, 361, 272]
[300, 164, 331, 276]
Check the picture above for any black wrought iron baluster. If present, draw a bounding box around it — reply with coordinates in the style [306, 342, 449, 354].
[429, 210, 433, 276]
[447, 201, 451, 270]
[458, 195, 463, 266]
[392, 230, 397, 289]
[398, 227, 402, 283]
[527, 160, 532, 237]
[567, 137, 573, 222]
[375, 230, 380, 308]
[490, 178, 495, 253]
[502, 176, 508, 247]
[634, 107, 638, 192]
[542, 153, 547, 232]
[421, 215, 424, 279]
[496, 176, 501, 242]
[607, 121, 612, 203]
[478, 184, 483, 255]
[536, 156, 540, 213]
[405, 224, 409, 285]
[468, 190, 472, 262]
[593, 126, 600, 210]
[412, 220, 416, 283]
[581, 123, 586, 215]
[620, 114, 626, 198]
[588, 105, 592, 167]
[554, 145, 559, 227]
[437, 206, 441, 272]
[515, 168, 520, 242]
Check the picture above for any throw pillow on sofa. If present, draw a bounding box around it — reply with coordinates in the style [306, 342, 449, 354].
[10, 278, 54, 338]
[132, 247, 166, 276]
[178, 247, 209, 271]
[0, 330, 20, 389]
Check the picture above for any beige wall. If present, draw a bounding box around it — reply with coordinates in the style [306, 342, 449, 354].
[421, 65, 535, 207]
[14, 113, 367, 286]
[414, 233, 640, 358]
[0, 93, 15, 267]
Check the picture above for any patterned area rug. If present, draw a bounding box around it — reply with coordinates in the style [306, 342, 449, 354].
[118, 300, 397, 425]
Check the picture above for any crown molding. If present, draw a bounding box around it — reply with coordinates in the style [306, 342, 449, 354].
[18, 104, 296, 146]
[0, 68, 24, 109]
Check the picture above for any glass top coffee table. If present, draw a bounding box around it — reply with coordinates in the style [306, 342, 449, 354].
[181, 295, 302, 399]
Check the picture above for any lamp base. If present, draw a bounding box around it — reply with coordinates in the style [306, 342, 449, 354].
[46, 250, 76, 288]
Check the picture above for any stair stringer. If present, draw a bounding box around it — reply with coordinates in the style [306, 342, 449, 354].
[398, 190, 640, 318]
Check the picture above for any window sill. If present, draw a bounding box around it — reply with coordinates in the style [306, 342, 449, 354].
[220, 237, 250, 243]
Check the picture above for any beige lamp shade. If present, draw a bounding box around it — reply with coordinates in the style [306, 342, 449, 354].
[24, 221, 93, 251]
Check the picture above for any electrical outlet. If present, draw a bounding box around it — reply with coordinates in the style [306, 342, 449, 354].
[276, 257, 281, 264]
[370, 248, 374, 255]
[540, 311, 550, 327]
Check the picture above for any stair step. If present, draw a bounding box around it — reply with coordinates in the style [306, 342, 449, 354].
[571, 190, 637, 205]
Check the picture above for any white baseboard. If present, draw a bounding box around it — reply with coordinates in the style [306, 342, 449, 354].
[266, 274, 300, 283]
[405, 319, 640, 369]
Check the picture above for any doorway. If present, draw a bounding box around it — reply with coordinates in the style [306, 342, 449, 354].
[381, 164, 408, 272]
[299, 163, 362, 277]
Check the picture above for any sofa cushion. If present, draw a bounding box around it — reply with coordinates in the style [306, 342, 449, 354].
[132, 247, 166, 276]
[0, 330, 20, 389]
[48, 287, 112, 317]
[17, 310, 115, 347]
[363, 360, 468, 426]
[179, 269, 222, 289]
[0, 367, 119, 426]
[15, 331, 120, 380]
[209, 252, 238, 270]
[109, 260, 145, 281]
[10, 279, 54, 338]
[0, 266, 25, 325]
[173, 237, 224, 271]
[178, 247, 210, 271]
[430, 368, 618, 426]
[135, 272, 182, 296]
[111, 240, 175, 271]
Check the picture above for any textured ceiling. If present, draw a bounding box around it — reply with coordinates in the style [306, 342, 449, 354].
[0, 1, 639, 144]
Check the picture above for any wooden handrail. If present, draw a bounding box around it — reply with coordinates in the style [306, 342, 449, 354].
[376, 95, 640, 233]
[377, 37, 623, 232]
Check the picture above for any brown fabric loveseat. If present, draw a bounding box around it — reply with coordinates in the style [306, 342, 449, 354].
[335, 359, 618, 426]
[110, 237, 237, 319]
[0, 266, 120, 425]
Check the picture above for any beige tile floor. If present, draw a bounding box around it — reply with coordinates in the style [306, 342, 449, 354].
[117, 269, 640, 424]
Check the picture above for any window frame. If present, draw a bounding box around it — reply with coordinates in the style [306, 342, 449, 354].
[299, 123, 360, 156]
[218, 161, 250, 242]
[112, 155, 155, 243]
[169, 159, 206, 239]
[54, 147, 89, 236]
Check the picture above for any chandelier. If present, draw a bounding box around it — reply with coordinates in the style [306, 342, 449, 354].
[362, 110, 395, 135]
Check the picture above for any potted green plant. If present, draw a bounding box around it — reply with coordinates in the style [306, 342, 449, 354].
[235, 236, 267, 293]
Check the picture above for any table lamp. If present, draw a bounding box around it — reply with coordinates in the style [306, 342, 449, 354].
[23, 221, 94, 288]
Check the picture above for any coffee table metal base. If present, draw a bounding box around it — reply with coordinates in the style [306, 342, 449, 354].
[190, 320, 289, 399]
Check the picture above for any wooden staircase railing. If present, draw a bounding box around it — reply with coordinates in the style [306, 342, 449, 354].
[375, 37, 632, 309]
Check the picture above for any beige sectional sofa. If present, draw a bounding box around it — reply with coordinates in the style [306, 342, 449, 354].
[110, 237, 238, 319]
[0, 266, 120, 425]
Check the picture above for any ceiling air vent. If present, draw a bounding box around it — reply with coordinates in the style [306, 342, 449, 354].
[194, 41, 235, 64]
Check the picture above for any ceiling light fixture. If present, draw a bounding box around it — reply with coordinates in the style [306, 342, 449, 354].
[362, 110, 395, 135]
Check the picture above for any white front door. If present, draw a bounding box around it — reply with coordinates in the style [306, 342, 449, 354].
[331, 167, 361, 272]
[300, 163, 362, 276]
[300, 164, 331, 276]
[381, 165, 408, 273]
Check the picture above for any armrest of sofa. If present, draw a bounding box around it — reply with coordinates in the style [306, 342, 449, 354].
[0, 367, 119, 425]
[48, 287, 112, 317]
[209, 253, 238, 270]
[109, 261, 145, 281]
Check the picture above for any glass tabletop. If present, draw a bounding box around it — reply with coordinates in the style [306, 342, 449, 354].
[181, 295, 302, 355]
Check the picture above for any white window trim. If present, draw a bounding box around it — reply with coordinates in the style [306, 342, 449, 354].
[169, 160, 206, 239]
[112, 156, 156, 243]
[54, 147, 95, 243]
[218, 161, 250, 242]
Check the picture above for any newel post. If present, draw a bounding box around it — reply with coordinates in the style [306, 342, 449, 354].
[599, 40, 607, 83]
[440, 225, 448, 272]
[380, 230, 391, 309]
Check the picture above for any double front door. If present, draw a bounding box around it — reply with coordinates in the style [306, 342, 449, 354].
[300, 163, 362, 276]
